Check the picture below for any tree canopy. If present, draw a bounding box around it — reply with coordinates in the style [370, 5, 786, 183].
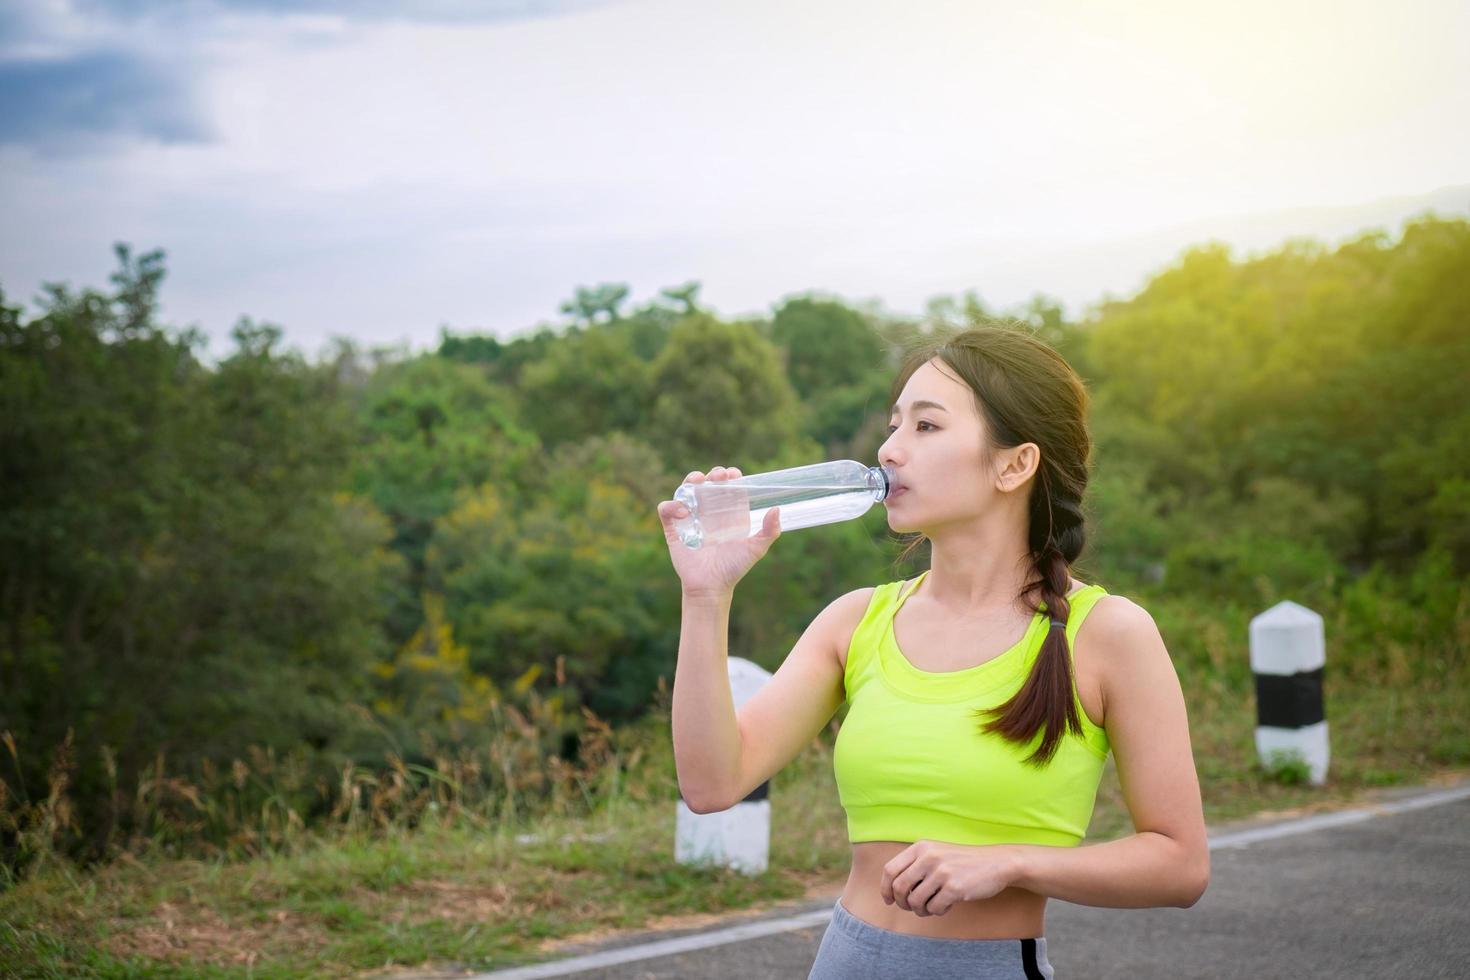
[3, 216, 1466, 871]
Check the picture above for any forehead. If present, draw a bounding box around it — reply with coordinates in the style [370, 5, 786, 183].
[892, 359, 973, 414]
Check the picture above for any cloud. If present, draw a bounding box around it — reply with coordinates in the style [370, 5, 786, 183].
[0, 0, 620, 152]
[0, 50, 210, 149]
[78, 0, 617, 27]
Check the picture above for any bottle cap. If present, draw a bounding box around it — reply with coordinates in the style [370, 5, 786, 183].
[878, 464, 897, 498]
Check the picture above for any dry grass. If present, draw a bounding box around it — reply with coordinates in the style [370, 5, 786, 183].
[3, 649, 1467, 977]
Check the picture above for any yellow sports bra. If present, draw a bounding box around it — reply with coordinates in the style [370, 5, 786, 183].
[833, 570, 1111, 848]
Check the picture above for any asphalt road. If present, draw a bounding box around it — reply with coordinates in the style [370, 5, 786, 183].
[469, 783, 1470, 980]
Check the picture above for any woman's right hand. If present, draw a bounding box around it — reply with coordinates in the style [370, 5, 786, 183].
[657, 466, 781, 600]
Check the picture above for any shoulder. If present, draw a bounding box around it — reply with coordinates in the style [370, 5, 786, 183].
[1077, 594, 1172, 696]
[825, 584, 881, 635]
[820, 585, 881, 667]
[1077, 594, 1164, 659]
[1080, 593, 1158, 642]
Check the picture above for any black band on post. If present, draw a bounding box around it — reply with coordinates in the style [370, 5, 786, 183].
[742, 780, 769, 803]
[1254, 666, 1325, 728]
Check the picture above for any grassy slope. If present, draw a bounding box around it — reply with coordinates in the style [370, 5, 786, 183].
[3, 665, 1467, 978]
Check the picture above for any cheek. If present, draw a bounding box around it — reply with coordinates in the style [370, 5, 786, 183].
[933, 438, 981, 470]
[929, 448, 989, 496]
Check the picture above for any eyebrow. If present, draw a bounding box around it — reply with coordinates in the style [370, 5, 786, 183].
[890, 399, 949, 415]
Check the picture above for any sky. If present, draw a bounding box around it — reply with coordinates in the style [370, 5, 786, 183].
[2, 0, 1468, 364]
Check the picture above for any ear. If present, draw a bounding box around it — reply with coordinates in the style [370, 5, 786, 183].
[995, 442, 1041, 493]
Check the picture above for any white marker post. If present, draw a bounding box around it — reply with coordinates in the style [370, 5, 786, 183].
[674, 657, 772, 876]
[1249, 600, 1329, 785]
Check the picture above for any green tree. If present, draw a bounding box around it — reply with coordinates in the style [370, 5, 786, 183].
[517, 324, 652, 448]
[648, 314, 804, 472]
[437, 325, 559, 387]
[769, 297, 884, 399]
[349, 354, 540, 642]
[559, 283, 631, 326]
[1081, 215, 1470, 587]
[425, 435, 676, 722]
[0, 248, 398, 862]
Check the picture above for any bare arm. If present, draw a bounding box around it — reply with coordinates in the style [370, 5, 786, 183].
[881, 596, 1209, 915]
[670, 592, 740, 812]
[1009, 596, 1210, 907]
[659, 464, 865, 814]
[1007, 830, 1204, 909]
[671, 587, 869, 813]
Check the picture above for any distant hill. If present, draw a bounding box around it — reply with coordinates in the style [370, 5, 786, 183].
[1061, 183, 1470, 315]
[947, 184, 1470, 319]
[1135, 182, 1469, 258]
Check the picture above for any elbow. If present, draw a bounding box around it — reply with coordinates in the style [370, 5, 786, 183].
[678, 784, 732, 814]
[674, 756, 743, 813]
[1177, 857, 1211, 908]
[682, 795, 726, 815]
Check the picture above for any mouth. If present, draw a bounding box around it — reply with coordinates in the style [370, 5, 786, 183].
[885, 485, 908, 503]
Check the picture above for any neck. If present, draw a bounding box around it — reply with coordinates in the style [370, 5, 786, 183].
[921, 513, 1036, 617]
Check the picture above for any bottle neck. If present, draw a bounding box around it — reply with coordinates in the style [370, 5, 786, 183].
[868, 464, 895, 501]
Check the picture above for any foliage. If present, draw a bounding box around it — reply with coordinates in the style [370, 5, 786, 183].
[770, 297, 885, 398]
[1, 251, 399, 870]
[647, 313, 805, 472]
[517, 323, 653, 448]
[2, 215, 1468, 881]
[1260, 748, 1313, 786]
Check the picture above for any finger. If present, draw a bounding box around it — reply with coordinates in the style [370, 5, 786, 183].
[757, 506, 781, 541]
[910, 877, 942, 916]
[894, 863, 930, 913]
[684, 471, 705, 483]
[658, 504, 692, 550]
[892, 871, 918, 911]
[880, 851, 912, 904]
[727, 467, 742, 478]
[658, 500, 691, 524]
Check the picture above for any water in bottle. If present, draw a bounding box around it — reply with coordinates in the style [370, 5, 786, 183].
[673, 460, 896, 549]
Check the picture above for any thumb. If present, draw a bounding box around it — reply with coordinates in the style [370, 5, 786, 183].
[658, 500, 691, 546]
[757, 505, 782, 543]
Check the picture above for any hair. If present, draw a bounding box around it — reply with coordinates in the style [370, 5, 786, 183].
[888, 324, 1093, 768]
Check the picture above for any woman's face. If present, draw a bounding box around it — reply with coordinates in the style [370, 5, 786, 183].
[878, 358, 994, 534]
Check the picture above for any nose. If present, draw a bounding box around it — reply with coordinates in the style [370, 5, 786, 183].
[879, 434, 903, 471]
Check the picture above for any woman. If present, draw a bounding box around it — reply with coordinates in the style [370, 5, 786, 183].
[657, 327, 1208, 979]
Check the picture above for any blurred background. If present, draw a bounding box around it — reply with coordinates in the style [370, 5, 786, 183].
[1, 1, 1467, 975]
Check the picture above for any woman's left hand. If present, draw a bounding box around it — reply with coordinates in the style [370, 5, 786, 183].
[880, 840, 1022, 917]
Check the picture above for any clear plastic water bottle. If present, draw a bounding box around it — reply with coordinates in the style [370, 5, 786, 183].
[673, 460, 896, 549]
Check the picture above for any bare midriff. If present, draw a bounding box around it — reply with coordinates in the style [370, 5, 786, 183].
[839, 841, 1046, 940]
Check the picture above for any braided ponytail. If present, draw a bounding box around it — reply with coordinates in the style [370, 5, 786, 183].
[980, 480, 1090, 767]
[888, 325, 1093, 768]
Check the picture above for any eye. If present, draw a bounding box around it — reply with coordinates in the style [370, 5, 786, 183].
[886, 421, 936, 434]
